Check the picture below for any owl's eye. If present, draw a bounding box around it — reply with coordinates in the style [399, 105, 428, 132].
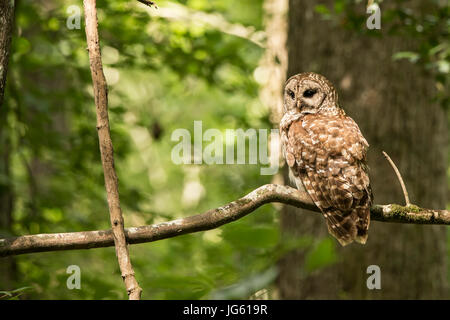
[288, 90, 295, 99]
[303, 89, 317, 98]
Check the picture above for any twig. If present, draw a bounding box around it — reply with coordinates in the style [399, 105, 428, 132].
[83, 0, 142, 300]
[1, 184, 449, 257]
[151, 2, 265, 48]
[137, 0, 158, 8]
[382, 151, 411, 206]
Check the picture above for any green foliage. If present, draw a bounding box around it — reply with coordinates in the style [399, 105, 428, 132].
[0, 287, 32, 300]
[209, 267, 278, 299]
[3, 0, 447, 300]
[1, 0, 293, 299]
[304, 238, 338, 274]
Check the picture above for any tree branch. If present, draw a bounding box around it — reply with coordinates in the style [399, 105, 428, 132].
[382, 151, 411, 206]
[148, 2, 265, 48]
[83, 0, 141, 300]
[1, 184, 449, 258]
[137, 0, 158, 8]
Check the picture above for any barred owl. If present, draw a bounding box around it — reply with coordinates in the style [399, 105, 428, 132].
[280, 72, 372, 246]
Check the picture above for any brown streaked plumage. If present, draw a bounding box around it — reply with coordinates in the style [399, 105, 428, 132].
[280, 72, 372, 246]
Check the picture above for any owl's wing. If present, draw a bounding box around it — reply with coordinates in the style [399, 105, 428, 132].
[285, 114, 372, 246]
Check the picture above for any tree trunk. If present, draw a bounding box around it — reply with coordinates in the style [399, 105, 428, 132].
[0, 0, 16, 290]
[278, 0, 448, 299]
[0, 116, 15, 290]
[0, 0, 15, 109]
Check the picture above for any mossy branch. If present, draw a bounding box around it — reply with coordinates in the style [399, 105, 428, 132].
[1, 184, 448, 258]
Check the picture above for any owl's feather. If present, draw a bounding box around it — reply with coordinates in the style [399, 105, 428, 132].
[282, 113, 372, 246]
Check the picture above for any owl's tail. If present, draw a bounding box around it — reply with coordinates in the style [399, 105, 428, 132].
[323, 206, 370, 246]
[354, 205, 370, 244]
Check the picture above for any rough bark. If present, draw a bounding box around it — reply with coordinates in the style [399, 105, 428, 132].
[0, 0, 15, 291]
[83, 0, 142, 300]
[278, 0, 448, 299]
[0, 0, 15, 109]
[0, 97, 15, 290]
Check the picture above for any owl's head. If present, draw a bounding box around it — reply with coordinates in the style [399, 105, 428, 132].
[283, 72, 339, 115]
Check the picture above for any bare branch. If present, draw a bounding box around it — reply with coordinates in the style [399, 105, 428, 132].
[149, 2, 265, 48]
[137, 0, 158, 8]
[382, 151, 411, 206]
[83, 0, 141, 300]
[1, 184, 449, 258]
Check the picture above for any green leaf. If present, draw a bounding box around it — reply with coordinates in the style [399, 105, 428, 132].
[0, 287, 33, 300]
[334, 0, 345, 14]
[436, 60, 450, 74]
[304, 238, 338, 273]
[221, 224, 279, 249]
[209, 267, 278, 299]
[315, 5, 331, 15]
[14, 37, 31, 56]
[392, 51, 420, 63]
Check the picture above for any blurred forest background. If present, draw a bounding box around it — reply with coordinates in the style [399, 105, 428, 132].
[0, 0, 449, 299]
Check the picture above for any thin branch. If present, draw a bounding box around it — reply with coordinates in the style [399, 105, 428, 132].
[83, 0, 141, 300]
[382, 151, 411, 206]
[137, 0, 158, 8]
[1, 184, 449, 257]
[149, 2, 265, 48]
